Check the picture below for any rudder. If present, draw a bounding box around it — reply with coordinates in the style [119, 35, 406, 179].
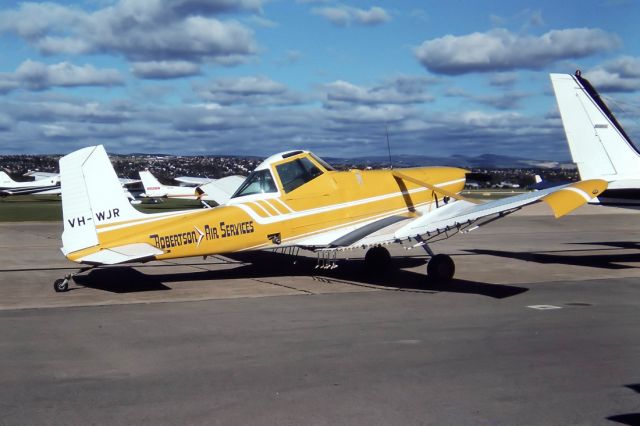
[60, 145, 145, 256]
[550, 72, 640, 181]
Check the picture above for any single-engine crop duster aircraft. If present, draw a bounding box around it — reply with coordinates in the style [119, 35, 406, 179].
[54, 145, 607, 292]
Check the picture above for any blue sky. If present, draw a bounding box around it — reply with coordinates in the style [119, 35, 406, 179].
[0, 0, 638, 160]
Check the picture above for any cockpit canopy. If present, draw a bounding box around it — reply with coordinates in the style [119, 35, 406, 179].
[231, 169, 276, 197]
[231, 151, 334, 198]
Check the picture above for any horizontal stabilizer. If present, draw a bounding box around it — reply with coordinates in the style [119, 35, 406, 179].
[77, 243, 164, 265]
[542, 179, 607, 218]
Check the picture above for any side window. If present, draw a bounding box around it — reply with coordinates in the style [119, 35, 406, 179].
[276, 157, 323, 193]
[231, 170, 277, 198]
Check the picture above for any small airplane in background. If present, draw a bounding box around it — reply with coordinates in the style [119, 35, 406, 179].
[139, 170, 244, 205]
[52, 145, 606, 292]
[1, 169, 142, 200]
[551, 71, 640, 209]
[139, 170, 199, 199]
[0, 171, 60, 196]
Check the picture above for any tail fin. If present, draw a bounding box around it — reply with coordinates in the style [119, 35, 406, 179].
[0, 171, 16, 186]
[550, 72, 640, 181]
[139, 170, 165, 197]
[60, 145, 145, 256]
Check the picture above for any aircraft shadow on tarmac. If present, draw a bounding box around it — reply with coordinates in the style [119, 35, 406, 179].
[465, 245, 640, 270]
[607, 384, 640, 425]
[72, 252, 528, 299]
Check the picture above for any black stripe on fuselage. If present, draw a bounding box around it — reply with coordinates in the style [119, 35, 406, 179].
[574, 72, 640, 156]
[329, 215, 410, 248]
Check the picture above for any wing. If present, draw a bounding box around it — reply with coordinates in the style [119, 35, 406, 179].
[175, 176, 212, 185]
[292, 179, 607, 250]
[24, 171, 59, 179]
[118, 178, 141, 186]
[0, 185, 61, 196]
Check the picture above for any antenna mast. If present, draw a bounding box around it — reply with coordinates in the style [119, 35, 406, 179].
[385, 125, 393, 169]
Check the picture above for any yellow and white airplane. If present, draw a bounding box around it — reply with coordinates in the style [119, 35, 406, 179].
[54, 145, 607, 292]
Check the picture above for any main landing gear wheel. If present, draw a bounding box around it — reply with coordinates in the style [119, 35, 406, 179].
[53, 278, 69, 293]
[427, 254, 455, 282]
[364, 246, 391, 273]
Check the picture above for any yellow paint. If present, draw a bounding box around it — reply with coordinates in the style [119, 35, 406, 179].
[542, 179, 607, 217]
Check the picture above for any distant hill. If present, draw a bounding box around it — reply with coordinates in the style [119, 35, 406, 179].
[326, 153, 575, 169]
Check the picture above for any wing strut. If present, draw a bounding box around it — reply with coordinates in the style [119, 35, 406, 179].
[391, 171, 480, 205]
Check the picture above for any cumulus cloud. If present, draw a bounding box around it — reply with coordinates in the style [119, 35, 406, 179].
[0, 60, 123, 93]
[415, 28, 620, 75]
[489, 72, 518, 87]
[131, 61, 201, 79]
[0, 87, 572, 160]
[586, 56, 640, 92]
[193, 76, 304, 106]
[324, 76, 434, 108]
[445, 87, 529, 110]
[0, 0, 259, 75]
[312, 5, 390, 26]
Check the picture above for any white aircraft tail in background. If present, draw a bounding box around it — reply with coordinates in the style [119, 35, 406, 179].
[551, 71, 640, 208]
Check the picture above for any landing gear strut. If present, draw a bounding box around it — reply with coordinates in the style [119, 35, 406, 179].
[414, 236, 455, 282]
[53, 277, 70, 292]
[53, 266, 94, 293]
[364, 246, 391, 273]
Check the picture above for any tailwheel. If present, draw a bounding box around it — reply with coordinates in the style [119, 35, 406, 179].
[427, 254, 455, 282]
[53, 278, 69, 293]
[364, 246, 391, 273]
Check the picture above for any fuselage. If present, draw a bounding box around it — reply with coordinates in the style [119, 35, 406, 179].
[66, 152, 466, 263]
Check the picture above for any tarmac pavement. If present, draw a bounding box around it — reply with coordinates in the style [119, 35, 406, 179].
[0, 204, 639, 424]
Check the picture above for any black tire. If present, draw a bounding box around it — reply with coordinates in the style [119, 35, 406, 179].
[427, 254, 455, 282]
[54, 278, 69, 293]
[364, 246, 391, 273]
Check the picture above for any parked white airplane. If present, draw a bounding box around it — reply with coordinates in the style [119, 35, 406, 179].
[139, 170, 244, 205]
[139, 170, 198, 199]
[551, 71, 640, 209]
[0, 171, 60, 195]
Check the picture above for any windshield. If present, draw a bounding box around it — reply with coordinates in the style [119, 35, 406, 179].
[231, 169, 277, 198]
[310, 153, 335, 171]
[276, 157, 323, 193]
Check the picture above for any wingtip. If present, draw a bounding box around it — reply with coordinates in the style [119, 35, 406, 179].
[542, 179, 608, 218]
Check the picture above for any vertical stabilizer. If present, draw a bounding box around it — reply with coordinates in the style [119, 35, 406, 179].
[550, 72, 640, 180]
[139, 170, 165, 197]
[60, 145, 146, 255]
[0, 171, 16, 186]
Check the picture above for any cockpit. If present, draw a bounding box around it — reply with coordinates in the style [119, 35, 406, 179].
[231, 151, 334, 199]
